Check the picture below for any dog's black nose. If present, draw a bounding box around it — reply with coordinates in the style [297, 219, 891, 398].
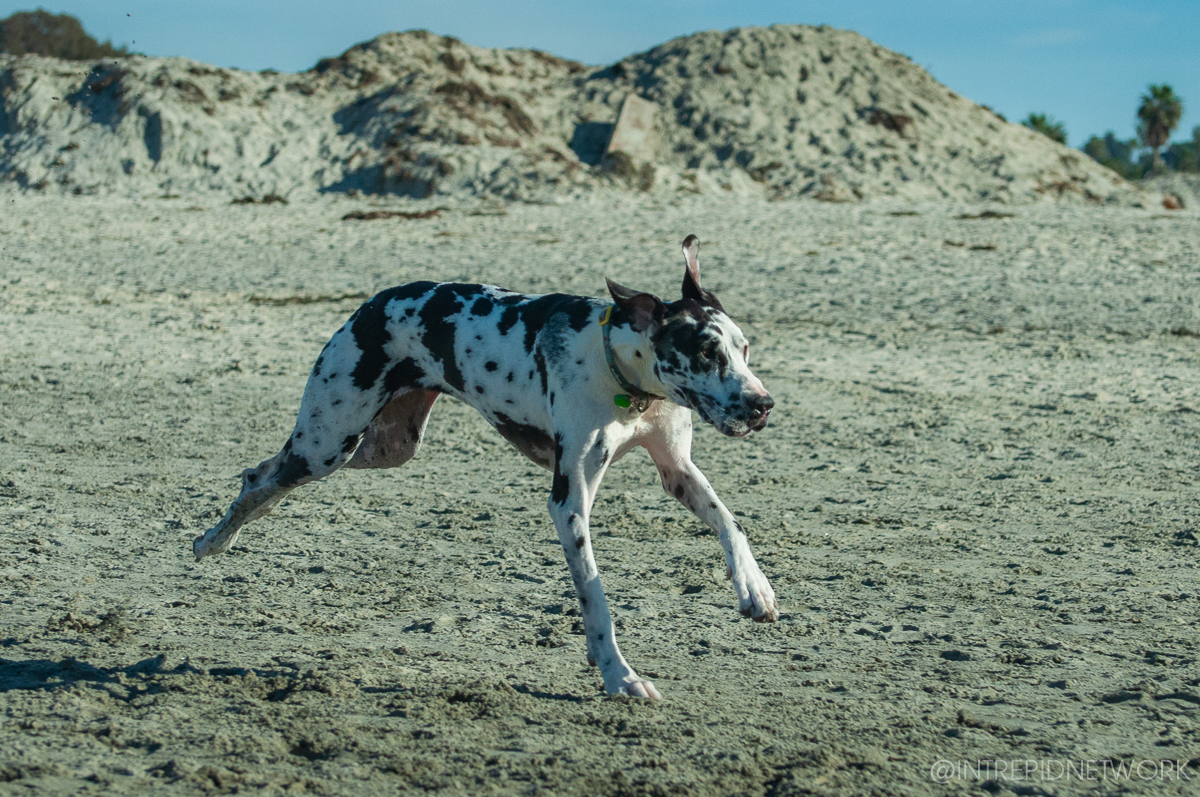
[747, 393, 774, 422]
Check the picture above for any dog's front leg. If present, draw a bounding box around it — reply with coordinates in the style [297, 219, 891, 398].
[644, 428, 779, 622]
[548, 431, 662, 699]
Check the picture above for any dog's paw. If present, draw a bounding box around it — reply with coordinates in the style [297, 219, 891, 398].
[610, 676, 663, 700]
[734, 565, 779, 622]
[192, 526, 237, 561]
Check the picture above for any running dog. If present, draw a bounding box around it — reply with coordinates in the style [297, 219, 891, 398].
[194, 235, 777, 698]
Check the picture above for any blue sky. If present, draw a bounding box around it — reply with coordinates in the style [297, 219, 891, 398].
[3, 1, 1197, 147]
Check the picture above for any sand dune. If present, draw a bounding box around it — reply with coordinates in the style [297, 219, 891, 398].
[1, 25, 1158, 205]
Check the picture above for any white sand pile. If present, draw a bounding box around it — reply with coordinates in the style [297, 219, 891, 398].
[0, 25, 1155, 204]
[1143, 173, 1200, 210]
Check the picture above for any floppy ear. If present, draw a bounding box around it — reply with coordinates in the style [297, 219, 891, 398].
[681, 234, 703, 302]
[607, 278, 664, 333]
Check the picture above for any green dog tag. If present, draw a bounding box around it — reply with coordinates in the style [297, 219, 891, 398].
[613, 394, 631, 408]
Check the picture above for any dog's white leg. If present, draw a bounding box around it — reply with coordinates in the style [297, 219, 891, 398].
[548, 430, 662, 699]
[643, 424, 779, 622]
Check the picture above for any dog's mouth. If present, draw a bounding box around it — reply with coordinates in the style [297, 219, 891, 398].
[731, 415, 769, 437]
[713, 412, 770, 438]
[691, 399, 771, 438]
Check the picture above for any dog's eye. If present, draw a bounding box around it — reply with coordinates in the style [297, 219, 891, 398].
[701, 341, 720, 361]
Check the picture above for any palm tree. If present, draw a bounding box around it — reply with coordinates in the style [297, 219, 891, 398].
[1137, 85, 1183, 173]
[1022, 113, 1067, 144]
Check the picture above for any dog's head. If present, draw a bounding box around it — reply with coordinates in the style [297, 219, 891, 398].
[606, 235, 774, 437]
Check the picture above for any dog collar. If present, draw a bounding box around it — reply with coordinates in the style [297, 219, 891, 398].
[599, 305, 663, 413]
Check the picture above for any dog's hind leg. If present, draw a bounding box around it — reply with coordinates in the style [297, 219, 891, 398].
[194, 307, 439, 560]
[192, 437, 315, 561]
[343, 389, 440, 470]
[193, 386, 439, 561]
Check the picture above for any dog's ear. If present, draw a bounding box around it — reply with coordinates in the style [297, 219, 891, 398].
[679, 234, 723, 310]
[607, 278, 664, 332]
[681, 234, 703, 302]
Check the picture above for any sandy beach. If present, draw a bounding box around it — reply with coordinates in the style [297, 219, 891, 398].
[1, 192, 1198, 795]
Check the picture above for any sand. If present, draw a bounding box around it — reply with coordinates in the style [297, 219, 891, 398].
[1, 192, 1198, 795]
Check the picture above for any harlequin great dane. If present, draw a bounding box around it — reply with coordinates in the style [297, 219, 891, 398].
[193, 235, 777, 699]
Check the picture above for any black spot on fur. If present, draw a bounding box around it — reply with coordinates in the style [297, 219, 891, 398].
[383, 357, 425, 394]
[324, 456, 336, 466]
[575, 537, 585, 549]
[498, 305, 520, 336]
[275, 451, 312, 487]
[312, 355, 324, 377]
[549, 392, 555, 406]
[525, 294, 594, 352]
[534, 351, 549, 395]
[418, 283, 480, 394]
[674, 484, 685, 499]
[551, 470, 569, 505]
[710, 501, 718, 509]
[506, 372, 514, 382]
[485, 361, 498, 372]
[247, 473, 258, 483]
[294, 432, 303, 440]
[470, 296, 493, 316]
[341, 435, 360, 453]
[493, 294, 597, 352]
[349, 282, 435, 390]
[551, 433, 569, 504]
[475, 385, 485, 394]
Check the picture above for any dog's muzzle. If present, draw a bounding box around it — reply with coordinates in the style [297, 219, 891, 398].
[745, 393, 774, 432]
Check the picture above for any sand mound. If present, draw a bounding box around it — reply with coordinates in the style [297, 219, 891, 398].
[1142, 173, 1200, 210]
[0, 25, 1153, 204]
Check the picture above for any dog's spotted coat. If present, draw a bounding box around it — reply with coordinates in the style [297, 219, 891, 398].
[195, 236, 776, 698]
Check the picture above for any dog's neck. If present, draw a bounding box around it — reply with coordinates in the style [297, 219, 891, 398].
[603, 321, 670, 401]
